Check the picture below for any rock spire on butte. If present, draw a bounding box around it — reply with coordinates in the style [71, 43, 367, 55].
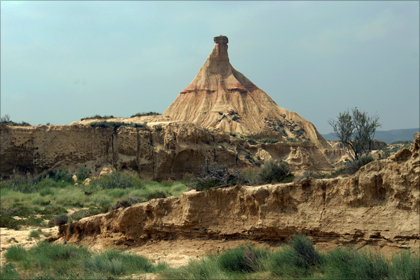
[164, 35, 330, 148]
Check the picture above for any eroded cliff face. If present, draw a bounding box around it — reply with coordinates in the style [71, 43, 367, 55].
[0, 122, 331, 180]
[64, 133, 420, 250]
[163, 37, 331, 149]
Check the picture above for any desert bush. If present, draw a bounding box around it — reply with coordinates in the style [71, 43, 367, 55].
[0, 214, 20, 229]
[259, 160, 294, 183]
[80, 114, 115, 121]
[144, 189, 167, 200]
[39, 188, 55, 196]
[258, 138, 279, 143]
[36, 169, 73, 183]
[90, 172, 144, 190]
[88, 121, 146, 129]
[389, 250, 420, 280]
[240, 167, 261, 185]
[130, 111, 161, 118]
[346, 155, 374, 174]
[320, 247, 391, 280]
[83, 249, 154, 276]
[0, 262, 20, 279]
[268, 234, 321, 277]
[246, 138, 257, 145]
[70, 209, 91, 221]
[76, 166, 90, 181]
[193, 163, 249, 191]
[28, 228, 43, 239]
[49, 214, 69, 227]
[0, 114, 31, 126]
[217, 244, 268, 273]
[244, 154, 261, 167]
[4, 245, 28, 262]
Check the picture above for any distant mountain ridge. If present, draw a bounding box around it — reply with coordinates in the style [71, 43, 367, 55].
[322, 128, 419, 144]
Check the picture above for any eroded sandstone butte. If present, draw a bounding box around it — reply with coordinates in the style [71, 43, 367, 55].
[0, 121, 332, 179]
[64, 133, 420, 251]
[164, 35, 330, 149]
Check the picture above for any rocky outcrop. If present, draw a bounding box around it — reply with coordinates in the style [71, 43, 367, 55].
[164, 36, 331, 149]
[64, 133, 420, 250]
[0, 122, 331, 180]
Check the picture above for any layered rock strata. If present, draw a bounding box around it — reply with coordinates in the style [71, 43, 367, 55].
[164, 36, 330, 149]
[64, 133, 420, 250]
[0, 122, 331, 179]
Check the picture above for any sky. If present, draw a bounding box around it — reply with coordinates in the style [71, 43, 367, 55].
[1, 1, 419, 134]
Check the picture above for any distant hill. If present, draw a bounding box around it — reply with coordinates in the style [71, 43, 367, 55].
[322, 128, 419, 144]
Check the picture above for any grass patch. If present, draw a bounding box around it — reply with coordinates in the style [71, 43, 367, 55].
[2, 242, 164, 279]
[0, 170, 189, 229]
[161, 235, 420, 280]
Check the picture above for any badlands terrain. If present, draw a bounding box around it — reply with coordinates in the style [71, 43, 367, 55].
[1, 36, 419, 279]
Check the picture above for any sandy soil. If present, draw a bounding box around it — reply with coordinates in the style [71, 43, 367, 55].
[0, 226, 59, 266]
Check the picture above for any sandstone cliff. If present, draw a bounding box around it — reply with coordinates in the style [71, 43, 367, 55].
[64, 133, 420, 251]
[0, 122, 331, 180]
[164, 36, 331, 149]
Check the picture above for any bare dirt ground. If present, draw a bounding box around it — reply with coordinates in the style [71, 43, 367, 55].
[0, 226, 59, 266]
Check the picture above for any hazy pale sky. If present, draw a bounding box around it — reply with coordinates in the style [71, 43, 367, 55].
[1, 1, 419, 134]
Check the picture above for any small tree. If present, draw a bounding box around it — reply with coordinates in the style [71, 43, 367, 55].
[329, 107, 381, 161]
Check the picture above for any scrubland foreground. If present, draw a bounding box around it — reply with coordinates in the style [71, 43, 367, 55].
[1, 133, 419, 279]
[1, 234, 419, 279]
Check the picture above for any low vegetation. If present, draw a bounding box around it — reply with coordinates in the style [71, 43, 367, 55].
[1, 242, 165, 279]
[160, 234, 420, 280]
[0, 114, 31, 126]
[80, 114, 116, 121]
[130, 111, 161, 118]
[0, 170, 188, 230]
[2, 234, 417, 279]
[87, 121, 146, 129]
[193, 160, 294, 191]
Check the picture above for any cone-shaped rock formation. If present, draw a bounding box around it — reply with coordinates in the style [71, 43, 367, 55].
[164, 36, 330, 148]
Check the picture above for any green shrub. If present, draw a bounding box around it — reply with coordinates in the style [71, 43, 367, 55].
[346, 155, 374, 174]
[289, 234, 321, 268]
[83, 249, 153, 276]
[268, 234, 321, 277]
[193, 163, 249, 191]
[246, 138, 257, 145]
[217, 244, 268, 273]
[70, 209, 91, 221]
[29, 228, 43, 239]
[90, 172, 144, 190]
[259, 160, 294, 183]
[258, 138, 279, 144]
[0, 214, 20, 229]
[4, 245, 28, 262]
[321, 247, 392, 280]
[130, 111, 161, 118]
[39, 188, 55, 196]
[0, 114, 31, 126]
[76, 167, 90, 181]
[144, 189, 167, 200]
[0, 263, 20, 279]
[87, 121, 146, 129]
[49, 214, 69, 226]
[80, 114, 115, 121]
[390, 251, 420, 280]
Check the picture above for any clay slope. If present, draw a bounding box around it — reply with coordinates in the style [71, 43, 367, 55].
[0, 121, 331, 179]
[164, 36, 330, 149]
[64, 133, 420, 251]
